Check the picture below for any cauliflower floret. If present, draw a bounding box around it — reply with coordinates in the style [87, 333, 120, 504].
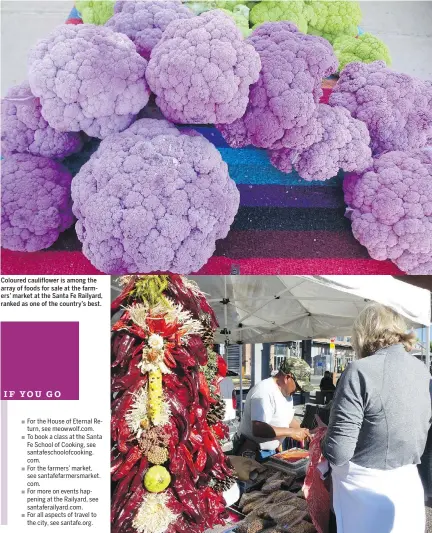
[76, 0, 115, 24]
[330, 60, 432, 154]
[1, 153, 74, 251]
[306, 0, 362, 43]
[145, 10, 261, 124]
[1, 81, 82, 159]
[333, 33, 391, 72]
[71, 118, 240, 274]
[347, 150, 432, 274]
[343, 171, 361, 207]
[106, 1, 194, 59]
[270, 104, 372, 181]
[217, 21, 338, 150]
[28, 24, 150, 139]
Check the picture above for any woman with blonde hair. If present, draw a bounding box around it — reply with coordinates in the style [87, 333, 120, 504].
[322, 303, 431, 533]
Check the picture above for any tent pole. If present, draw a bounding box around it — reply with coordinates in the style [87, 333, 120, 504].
[224, 276, 228, 338]
[239, 343, 244, 415]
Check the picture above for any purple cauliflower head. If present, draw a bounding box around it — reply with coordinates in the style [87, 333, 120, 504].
[28, 24, 150, 139]
[217, 21, 338, 150]
[347, 149, 432, 274]
[145, 10, 261, 124]
[270, 104, 372, 181]
[1, 153, 74, 251]
[329, 61, 432, 155]
[1, 81, 83, 159]
[342, 171, 361, 207]
[106, 0, 194, 59]
[71, 118, 240, 273]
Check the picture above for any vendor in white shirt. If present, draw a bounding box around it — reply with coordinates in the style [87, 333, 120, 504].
[236, 357, 312, 461]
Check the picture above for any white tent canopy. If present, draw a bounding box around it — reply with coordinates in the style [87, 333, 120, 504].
[189, 276, 431, 346]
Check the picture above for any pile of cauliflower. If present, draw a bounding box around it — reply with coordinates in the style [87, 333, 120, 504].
[333, 62, 432, 274]
[1, 0, 431, 274]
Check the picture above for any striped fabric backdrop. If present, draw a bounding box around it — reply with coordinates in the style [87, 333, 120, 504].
[0, 6, 403, 275]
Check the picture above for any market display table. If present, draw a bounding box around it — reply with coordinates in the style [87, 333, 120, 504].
[0, 6, 403, 276]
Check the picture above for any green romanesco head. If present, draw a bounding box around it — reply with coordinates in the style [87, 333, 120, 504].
[250, 0, 311, 33]
[219, 5, 252, 37]
[306, 0, 362, 43]
[333, 32, 392, 71]
[75, 0, 115, 24]
[215, 0, 247, 9]
[185, 0, 249, 14]
[185, 1, 218, 14]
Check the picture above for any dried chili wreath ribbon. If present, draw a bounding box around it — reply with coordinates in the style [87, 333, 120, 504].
[111, 275, 234, 533]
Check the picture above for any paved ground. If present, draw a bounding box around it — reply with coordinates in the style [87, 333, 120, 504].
[1, 1, 432, 96]
[426, 505, 432, 533]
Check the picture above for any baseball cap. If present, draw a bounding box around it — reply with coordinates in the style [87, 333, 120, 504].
[278, 357, 314, 392]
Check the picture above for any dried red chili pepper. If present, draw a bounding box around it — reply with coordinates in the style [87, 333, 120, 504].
[188, 335, 208, 365]
[171, 346, 196, 368]
[164, 347, 177, 369]
[165, 488, 184, 515]
[187, 429, 203, 452]
[111, 464, 138, 522]
[112, 333, 135, 368]
[216, 355, 228, 377]
[169, 396, 191, 442]
[129, 456, 148, 493]
[172, 483, 203, 524]
[168, 421, 180, 448]
[189, 410, 196, 425]
[148, 317, 179, 337]
[111, 453, 123, 476]
[169, 446, 185, 475]
[165, 380, 189, 407]
[113, 485, 145, 532]
[112, 334, 123, 358]
[127, 323, 147, 338]
[202, 430, 220, 473]
[197, 371, 211, 399]
[111, 277, 136, 313]
[195, 447, 207, 473]
[180, 443, 198, 479]
[162, 373, 182, 389]
[112, 445, 142, 481]
[197, 371, 217, 408]
[211, 421, 229, 441]
[111, 314, 130, 332]
[112, 356, 141, 392]
[182, 372, 199, 405]
[195, 406, 205, 422]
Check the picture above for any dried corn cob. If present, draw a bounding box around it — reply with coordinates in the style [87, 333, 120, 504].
[148, 369, 163, 425]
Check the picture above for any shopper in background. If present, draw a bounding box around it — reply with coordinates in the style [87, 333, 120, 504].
[235, 357, 312, 461]
[320, 371, 336, 404]
[322, 303, 431, 533]
[418, 379, 432, 505]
